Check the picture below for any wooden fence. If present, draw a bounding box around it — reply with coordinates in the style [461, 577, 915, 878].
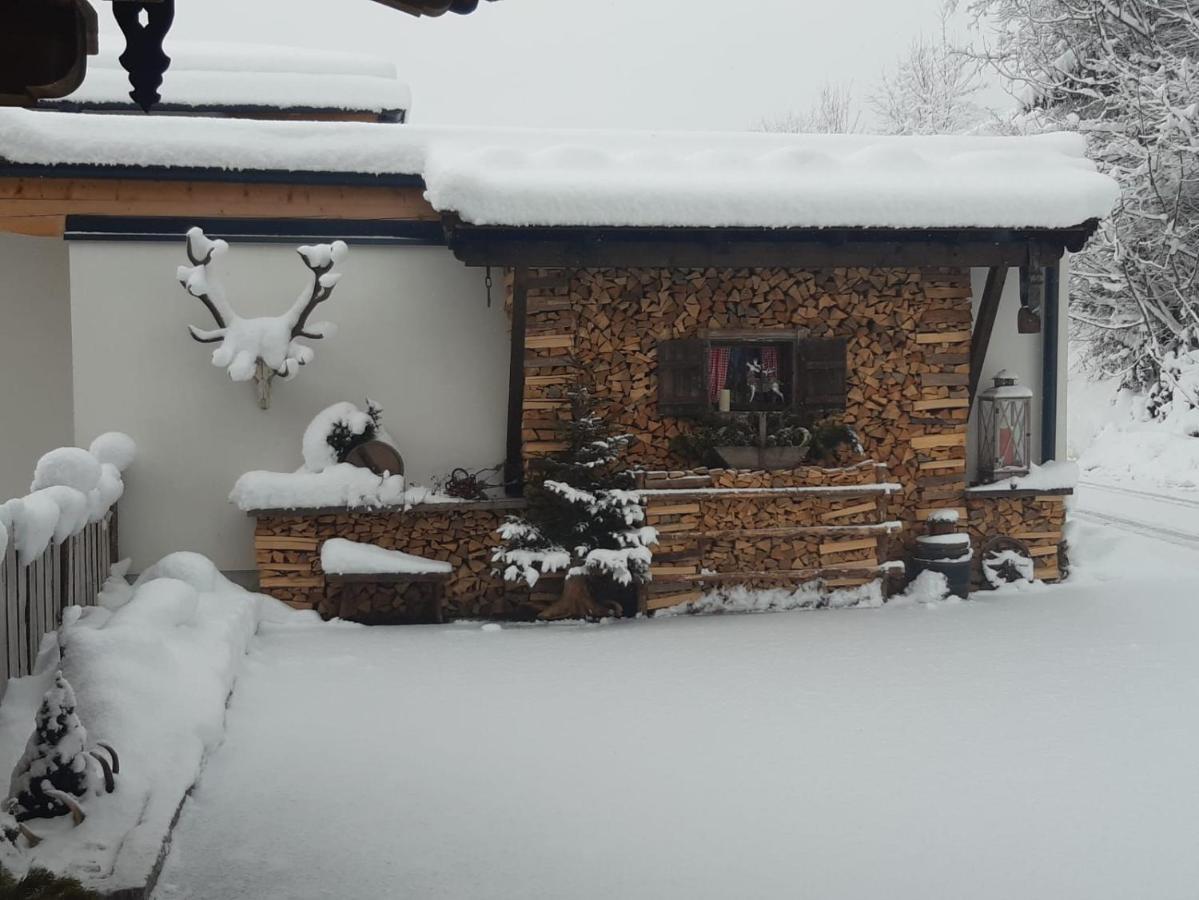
[0, 509, 116, 697]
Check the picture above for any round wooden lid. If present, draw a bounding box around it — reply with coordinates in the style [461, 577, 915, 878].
[343, 440, 404, 478]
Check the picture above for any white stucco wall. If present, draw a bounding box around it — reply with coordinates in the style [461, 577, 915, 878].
[68, 241, 509, 573]
[967, 259, 1070, 481]
[0, 234, 74, 500]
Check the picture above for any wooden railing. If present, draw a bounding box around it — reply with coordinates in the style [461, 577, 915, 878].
[0, 509, 116, 696]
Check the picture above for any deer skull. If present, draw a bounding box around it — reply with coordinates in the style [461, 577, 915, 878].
[176, 227, 348, 408]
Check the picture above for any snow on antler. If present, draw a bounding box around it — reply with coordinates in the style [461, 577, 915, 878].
[176, 227, 348, 384]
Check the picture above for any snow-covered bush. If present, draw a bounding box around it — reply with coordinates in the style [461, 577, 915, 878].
[493, 390, 654, 617]
[301, 399, 386, 473]
[7, 673, 97, 822]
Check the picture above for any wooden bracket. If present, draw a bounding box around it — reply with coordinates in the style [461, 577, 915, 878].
[968, 266, 1009, 403]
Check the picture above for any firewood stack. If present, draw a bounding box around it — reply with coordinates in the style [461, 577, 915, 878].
[965, 492, 1068, 584]
[252, 500, 523, 618]
[515, 266, 974, 549]
[637, 462, 901, 612]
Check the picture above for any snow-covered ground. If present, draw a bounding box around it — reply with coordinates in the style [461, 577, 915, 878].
[153, 519, 1199, 900]
[1067, 362, 1199, 493]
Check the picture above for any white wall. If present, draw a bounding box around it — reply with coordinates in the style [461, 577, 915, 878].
[68, 241, 510, 573]
[967, 261, 1069, 481]
[0, 235, 74, 500]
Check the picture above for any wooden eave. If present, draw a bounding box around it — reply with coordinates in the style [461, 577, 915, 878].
[0, 167, 437, 238]
[443, 217, 1101, 270]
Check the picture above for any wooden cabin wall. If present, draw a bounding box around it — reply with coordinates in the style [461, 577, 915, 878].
[515, 266, 974, 538]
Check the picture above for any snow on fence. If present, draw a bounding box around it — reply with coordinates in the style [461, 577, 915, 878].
[0, 433, 135, 697]
[0, 513, 116, 693]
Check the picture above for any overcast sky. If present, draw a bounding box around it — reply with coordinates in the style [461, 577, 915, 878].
[105, 0, 1008, 131]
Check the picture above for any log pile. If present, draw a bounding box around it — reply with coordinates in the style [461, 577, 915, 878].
[516, 266, 973, 546]
[252, 499, 524, 618]
[639, 463, 901, 612]
[965, 491, 1068, 584]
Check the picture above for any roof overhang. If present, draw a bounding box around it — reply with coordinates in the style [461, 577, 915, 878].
[370, 0, 494, 15]
[442, 217, 1101, 270]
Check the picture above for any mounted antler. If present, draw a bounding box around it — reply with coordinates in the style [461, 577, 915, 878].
[175, 228, 350, 408]
[178, 228, 234, 345]
[289, 242, 348, 342]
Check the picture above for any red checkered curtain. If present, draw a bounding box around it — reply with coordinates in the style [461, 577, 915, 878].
[759, 346, 779, 380]
[708, 346, 730, 403]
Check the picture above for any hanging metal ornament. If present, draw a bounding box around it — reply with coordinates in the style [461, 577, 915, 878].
[112, 0, 175, 112]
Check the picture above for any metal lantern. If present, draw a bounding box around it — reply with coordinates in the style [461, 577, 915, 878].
[978, 370, 1033, 483]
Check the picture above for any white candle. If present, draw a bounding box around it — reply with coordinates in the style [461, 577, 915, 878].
[719, 389, 732, 413]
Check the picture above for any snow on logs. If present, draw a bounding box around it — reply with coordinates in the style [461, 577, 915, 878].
[0, 433, 136, 565]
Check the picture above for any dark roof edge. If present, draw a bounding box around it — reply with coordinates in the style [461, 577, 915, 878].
[34, 102, 407, 122]
[64, 215, 446, 245]
[0, 161, 426, 188]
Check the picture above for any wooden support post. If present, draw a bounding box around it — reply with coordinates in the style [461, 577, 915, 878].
[504, 268, 529, 496]
[968, 266, 1008, 403]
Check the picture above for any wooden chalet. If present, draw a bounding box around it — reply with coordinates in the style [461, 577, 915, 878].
[0, 101, 1116, 617]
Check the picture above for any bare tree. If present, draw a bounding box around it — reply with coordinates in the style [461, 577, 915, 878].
[871, 3, 983, 134]
[757, 81, 861, 134]
[964, 0, 1199, 414]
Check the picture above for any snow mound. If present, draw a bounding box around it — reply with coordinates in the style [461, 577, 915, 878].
[31, 486, 90, 545]
[889, 570, 952, 606]
[320, 538, 452, 576]
[87, 464, 124, 524]
[30, 448, 101, 494]
[6, 494, 60, 565]
[96, 560, 134, 612]
[88, 432, 137, 473]
[230, 464, 411, 511]
[0, 551, 315, 892]
[108, 578, 199, 629]
[971, 460, 1079, 493]
[133, 551, 236, 594]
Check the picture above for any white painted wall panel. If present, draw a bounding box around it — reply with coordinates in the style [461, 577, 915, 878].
[69, 241, 509, 572]
[967, 263, 1069, 482]
[0, 235, 74, 500]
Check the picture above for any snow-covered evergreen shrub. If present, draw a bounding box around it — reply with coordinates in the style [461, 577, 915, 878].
[7, 674, 93, 822]
[493, 391, 654, 589]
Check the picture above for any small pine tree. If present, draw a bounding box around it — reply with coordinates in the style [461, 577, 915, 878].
[494, 390, 654, 617]
[7, 673, 91, 822]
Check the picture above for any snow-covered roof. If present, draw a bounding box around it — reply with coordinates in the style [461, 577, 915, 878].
[45, 40, 411, 116]
[0, 109, 1118, 230]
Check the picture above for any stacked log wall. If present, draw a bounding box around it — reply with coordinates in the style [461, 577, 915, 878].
[638, 462, 901, 611]
[253, 500, 522, 619]
[516, 266, 973, 547]
[965, 491, 1068, 584]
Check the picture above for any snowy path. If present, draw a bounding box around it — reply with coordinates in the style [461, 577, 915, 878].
[1075, 479, 1199, 547]
[154, 525, 1199, 900]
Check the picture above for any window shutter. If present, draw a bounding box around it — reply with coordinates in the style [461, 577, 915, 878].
[797, 338, 847, 413]
[657, 338, 708, 417]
